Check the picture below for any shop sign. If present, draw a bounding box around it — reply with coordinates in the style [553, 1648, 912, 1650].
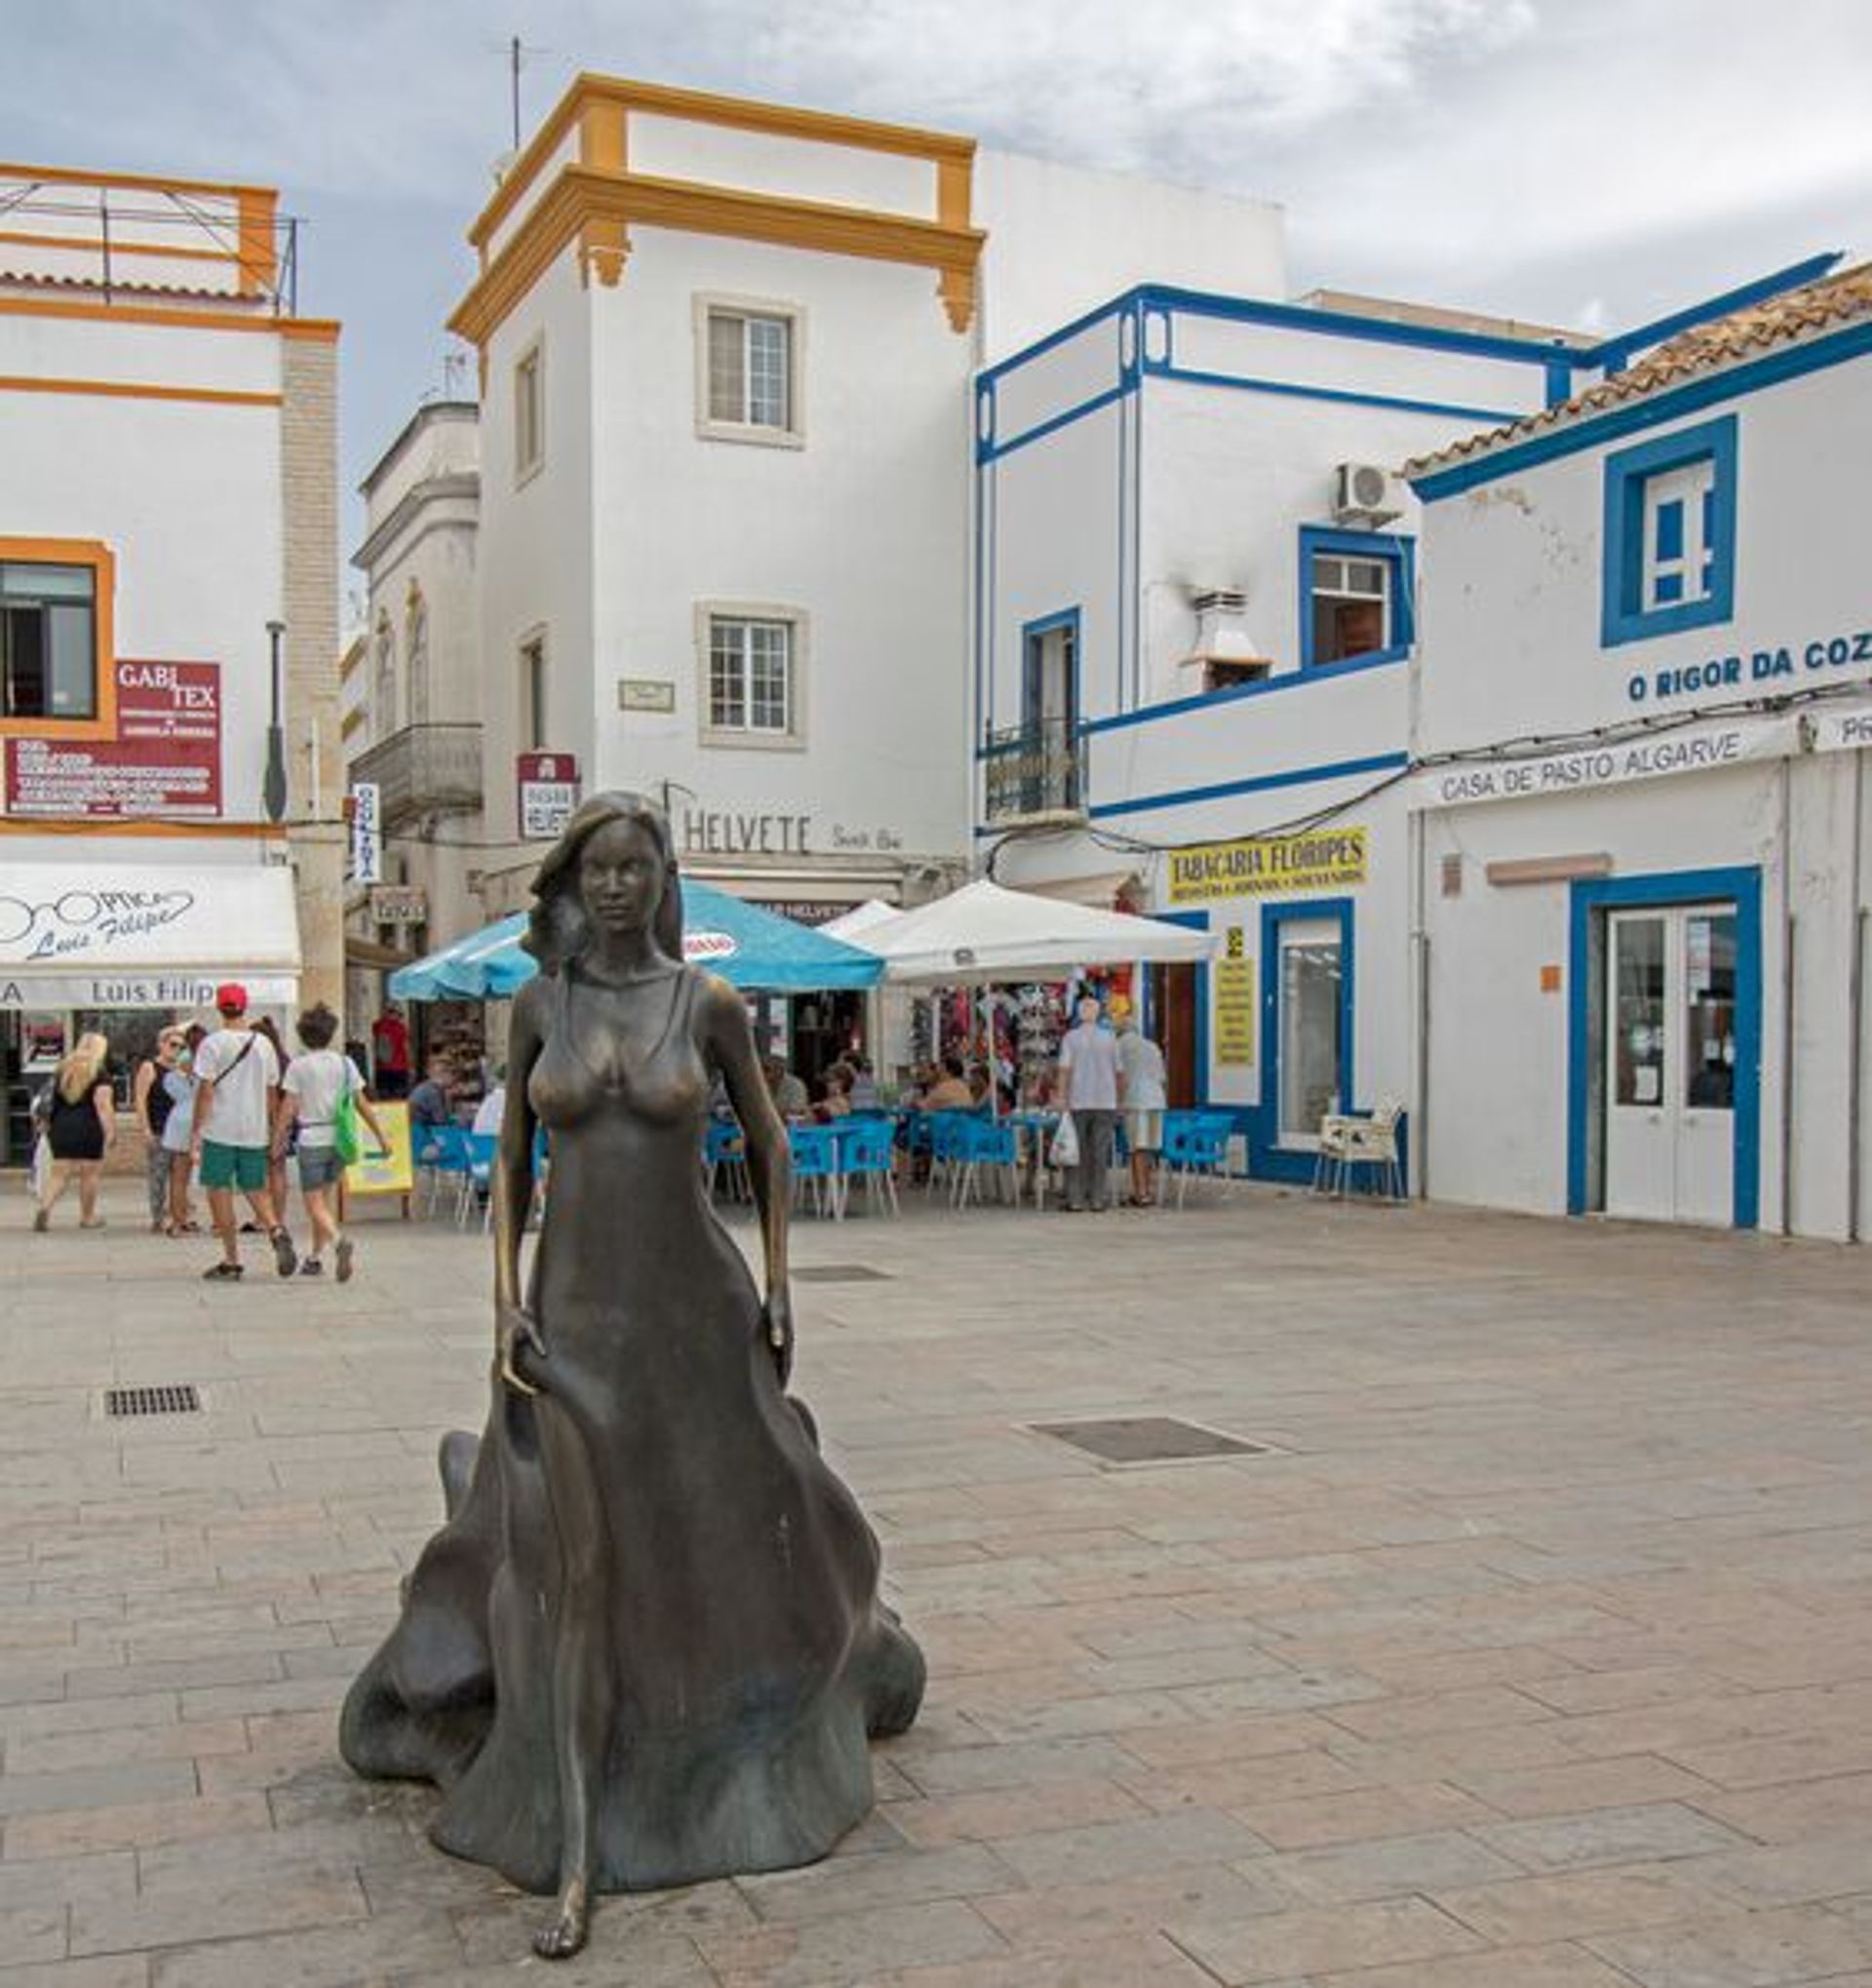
[1167, 828, 1367, 905]
[1412, 717, 1793, 810]
[3, 659, 221, 818]
[1807, 705, 1872, 756]
[350, 782, 381, 884]
[0, 972, 298, 1010]
[518, 753, 580, 840]
[617, 678, 676, 713]
[680, 807, 812, 856]
[1214, 925, 1254, 1066]
[369, 885, 427, 926]
[751, 900, 846, 927]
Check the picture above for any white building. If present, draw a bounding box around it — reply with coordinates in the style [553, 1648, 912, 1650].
[448, 75, 1285, 928]
[978, 282, 1592, 1177]
[343, 400, 483, 1025]
[0, 162, 341, 1163]
[1408, 258, 1872, 1239]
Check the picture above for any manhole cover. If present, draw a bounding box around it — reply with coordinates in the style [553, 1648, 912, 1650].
[1031, 1417, 1269, 1463]
[794, 1266, 892, 1283]
[105, 1384, 202, 1419]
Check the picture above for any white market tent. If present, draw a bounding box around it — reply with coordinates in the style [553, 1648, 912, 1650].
[818, 899, 901, 946]
[848, 878, 1219, 986]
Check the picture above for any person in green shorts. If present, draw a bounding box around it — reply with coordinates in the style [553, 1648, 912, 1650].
[190, 983, 297, 1282]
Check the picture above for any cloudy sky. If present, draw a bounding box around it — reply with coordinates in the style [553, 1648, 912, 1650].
[13, 0, 1867, 579]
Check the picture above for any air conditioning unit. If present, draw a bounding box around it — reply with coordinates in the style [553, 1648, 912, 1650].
[1332, 461, 1406, 526]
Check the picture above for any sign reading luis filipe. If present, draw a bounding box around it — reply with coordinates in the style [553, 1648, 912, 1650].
[1167, 828, 1368, 906]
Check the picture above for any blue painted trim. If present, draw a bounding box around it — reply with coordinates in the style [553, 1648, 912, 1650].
[1588, 252, 1842, 374]
[1080, 647, 1408, 739]
[1141, 284, 1579, 369]
[1566, 866, 1762, 1228]
[1544, 359, 1574, 409]
[1083, 750, 1409, 822]
[1298, 526, 1417, 673]
[1412, 317, 1872, 501]
[1254, 897, 1355, 1183]
[1147, 362, 1521, 428]
[976, 292, 1133, 389]
[978, 380, 1134, 464]
[1599, 413, 1737, 649]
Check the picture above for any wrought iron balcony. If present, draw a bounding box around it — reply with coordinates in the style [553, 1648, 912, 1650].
[981, 718, 1086, 824]
[351, 722, 483, 827]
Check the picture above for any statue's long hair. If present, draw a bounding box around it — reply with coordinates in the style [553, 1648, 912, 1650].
[522, 791, 684, 975]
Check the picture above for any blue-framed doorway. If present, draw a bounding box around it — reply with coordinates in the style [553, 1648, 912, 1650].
[1252, 897, 1356, 1185]
[1567, 865, 1763, 1228]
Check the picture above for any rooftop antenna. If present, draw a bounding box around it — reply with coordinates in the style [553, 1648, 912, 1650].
[489, 33, 550, 150]
[442, 348, 471, 400]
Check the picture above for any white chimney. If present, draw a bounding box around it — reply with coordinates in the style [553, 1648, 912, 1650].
[1179, 589, 1272, 681]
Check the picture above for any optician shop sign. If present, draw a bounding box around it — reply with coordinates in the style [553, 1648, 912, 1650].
[3, 660, 222, 818]
[1167, 828, 1368, 906]
[1411, 717, 1794, 810]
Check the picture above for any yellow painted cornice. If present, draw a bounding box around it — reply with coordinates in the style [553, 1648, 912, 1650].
[469, 72, 975, 254]
[451, 165, 983, 347]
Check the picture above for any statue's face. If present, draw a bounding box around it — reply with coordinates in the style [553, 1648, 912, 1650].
[579, 817, 664, 937]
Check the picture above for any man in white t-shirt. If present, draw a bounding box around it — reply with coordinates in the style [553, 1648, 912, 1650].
[191, 983, 295, 1281]
[1058, 993, 1122, 1213]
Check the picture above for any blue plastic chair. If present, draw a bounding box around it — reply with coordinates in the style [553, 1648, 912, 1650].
[458, 1131, 499, 1230]
[953, 1115, 1020, 1209]
[1161, 1110, 1235, 1209]
[703, 1118, 748, 1201]
[836, 1115, 899, 1217]
[922, 1111, 973, 1196]
[788, 1124, 842, 1219]
[418, 1122, 471, 1218]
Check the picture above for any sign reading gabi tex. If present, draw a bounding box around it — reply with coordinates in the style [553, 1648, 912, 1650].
[1167, 828, 1368, 905]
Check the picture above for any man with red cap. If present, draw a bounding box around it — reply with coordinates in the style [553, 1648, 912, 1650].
[189, 983, 296, 1281]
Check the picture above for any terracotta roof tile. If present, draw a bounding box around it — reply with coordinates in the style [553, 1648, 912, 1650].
[0, 267, 247, 304]
[1405, 261, 1872, 478]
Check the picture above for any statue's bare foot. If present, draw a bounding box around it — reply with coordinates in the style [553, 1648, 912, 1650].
[532, 1878, 589, 1961]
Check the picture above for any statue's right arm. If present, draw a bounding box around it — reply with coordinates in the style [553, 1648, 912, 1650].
[493, 979, 548, 1390]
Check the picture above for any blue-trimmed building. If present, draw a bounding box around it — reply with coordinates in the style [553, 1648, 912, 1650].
[977, 252, 1865, 1225]
[1407, 259, 1872, 1239]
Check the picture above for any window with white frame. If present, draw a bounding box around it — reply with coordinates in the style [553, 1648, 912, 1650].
[702, 610, 803, 744]
[514, 339, 544, 481]
[697, 299, 801, 443]
[519, 631, 547, 751]
[1601, 413, 1736, 648]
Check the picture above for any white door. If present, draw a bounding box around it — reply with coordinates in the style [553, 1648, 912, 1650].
[1276, 916, 1344, 1149]
[1605, 904, 1736, 1225]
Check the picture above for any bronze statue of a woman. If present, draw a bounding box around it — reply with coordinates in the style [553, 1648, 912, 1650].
[339, 793, 924, 1959]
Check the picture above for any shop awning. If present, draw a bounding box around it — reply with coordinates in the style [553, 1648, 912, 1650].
[0, 860, 300, 1009]
[345, 934, 417, 971]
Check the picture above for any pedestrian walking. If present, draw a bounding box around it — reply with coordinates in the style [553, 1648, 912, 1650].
[33, 1033, 116, 1232]
[276, 1002, 387, 1282]
[1113, 1001, 1168, 1207]
[190, 984, 296, 1281]
[159, 1029, 204, 1234]
[133, 1027, 185, 1233]
[1057, 994, 1121, 1212]
[251, 1016, 292, 1229]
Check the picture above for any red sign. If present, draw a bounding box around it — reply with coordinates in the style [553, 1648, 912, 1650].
[5, 660, 222, 819]
[517, 751, 579, 840]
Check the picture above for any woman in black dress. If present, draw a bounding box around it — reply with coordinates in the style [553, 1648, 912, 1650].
[340, 793, 922, 1960]
[34, 1032, 115, 1231]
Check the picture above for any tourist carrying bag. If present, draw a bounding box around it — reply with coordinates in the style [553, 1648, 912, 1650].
[332, 1082, 365, 1167]
[1048, 1113, 1079, 1170]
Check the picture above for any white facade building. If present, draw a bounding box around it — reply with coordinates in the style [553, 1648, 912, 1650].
[344, 400, 483, 1021]
[449, 75, 1285, 935]
[1407, 259, 1872, 1239]
[979, 283, 1589, 1178]
[0, 162, 341, 1162]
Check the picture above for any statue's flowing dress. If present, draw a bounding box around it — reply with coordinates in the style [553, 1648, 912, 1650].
[339, 964, 923, 1893]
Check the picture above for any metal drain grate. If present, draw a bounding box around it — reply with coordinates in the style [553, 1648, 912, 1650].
[1032, 1416, 1269, 1464]
[105, 1384, 202, 1419]
[793, 1266, 892, 1283]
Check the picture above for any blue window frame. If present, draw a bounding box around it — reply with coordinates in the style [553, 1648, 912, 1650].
[1600, 413, 1737, 648]
[1298, 526, 1415, 672]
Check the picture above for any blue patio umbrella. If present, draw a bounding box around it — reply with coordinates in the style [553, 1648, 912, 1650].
[388, 880, 882, 999]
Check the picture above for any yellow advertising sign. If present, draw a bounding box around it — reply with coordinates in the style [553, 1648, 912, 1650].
[345, 1101, 415, 1197]
[1168, 827, 1368, 905]
[1215, 944, 1254, 1066]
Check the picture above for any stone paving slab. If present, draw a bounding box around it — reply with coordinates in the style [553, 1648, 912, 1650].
[3, 1177, 1872, 1982]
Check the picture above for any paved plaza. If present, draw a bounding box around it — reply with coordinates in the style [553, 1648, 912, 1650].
[3, 1176, 1872, 1986]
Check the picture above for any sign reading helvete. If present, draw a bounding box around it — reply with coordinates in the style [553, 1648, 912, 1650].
[518, 752, 580, 840]
[1167, 828, 1368, 905]
[369, 885, 427, 926]
[3, 659, 221, 818]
